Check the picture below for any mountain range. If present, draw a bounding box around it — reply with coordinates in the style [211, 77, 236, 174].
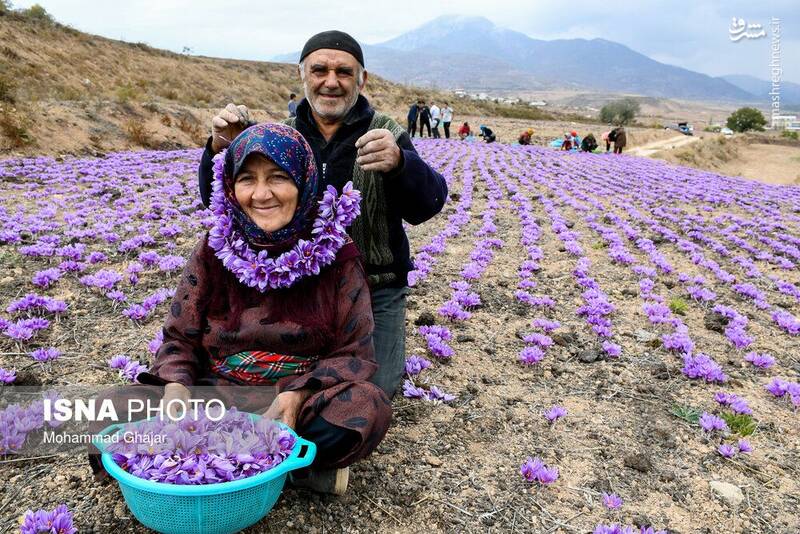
[275, 16, 799, 106]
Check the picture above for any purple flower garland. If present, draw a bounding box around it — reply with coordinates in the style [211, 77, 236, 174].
[207, 150, 361, 291]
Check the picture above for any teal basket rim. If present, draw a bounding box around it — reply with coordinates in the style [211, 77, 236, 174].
[97, 414, 316, 496]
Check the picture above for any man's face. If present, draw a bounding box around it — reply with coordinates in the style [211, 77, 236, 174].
[301, 49, 366, 121]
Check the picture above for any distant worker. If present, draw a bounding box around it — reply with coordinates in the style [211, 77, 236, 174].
[570, 130, 581, 150]
[518, 128, 534, 145]
[612, 127, 627, 154]
[287, 93, 298, 118]
[560, 133, 573, 151]
[430, 101, 441, 139]
[441, 102, 454, 139]
[478, 125, 496, 143]
[602, 130, 611, 152]
[407, 101, 420, 137]
[419, 101, 432, 137]
[458, 122, 471, 140]
[580, 133, 598, 152]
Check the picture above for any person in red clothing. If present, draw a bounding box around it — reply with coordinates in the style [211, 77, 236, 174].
[458, 122, 471, 140]
[560, 133, 573, 151]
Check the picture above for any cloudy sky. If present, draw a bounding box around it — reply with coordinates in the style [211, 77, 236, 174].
[11, 0, 800, 83]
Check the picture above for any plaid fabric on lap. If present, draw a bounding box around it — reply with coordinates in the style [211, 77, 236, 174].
[210, 350, 318, 385]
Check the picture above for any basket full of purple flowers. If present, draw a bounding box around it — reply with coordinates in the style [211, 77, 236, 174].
[94, 408, 315, 534]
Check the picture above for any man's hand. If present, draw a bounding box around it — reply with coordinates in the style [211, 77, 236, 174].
[355, 129, 402, 173]
[210, 103, 250, 153]
[263, 389, 313, 429]
[162, 382, 191, 421]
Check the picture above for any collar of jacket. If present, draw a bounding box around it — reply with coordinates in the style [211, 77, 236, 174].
[296, 94, 374, 130]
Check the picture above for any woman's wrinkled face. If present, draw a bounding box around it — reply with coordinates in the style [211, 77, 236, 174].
[234, 153, 299, 233]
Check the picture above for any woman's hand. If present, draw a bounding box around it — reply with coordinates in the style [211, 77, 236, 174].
[162, 382, 191, 420]
[263, 389, 313, 429]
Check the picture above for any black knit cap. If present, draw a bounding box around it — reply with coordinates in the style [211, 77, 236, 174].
[299, 30, 364, 67]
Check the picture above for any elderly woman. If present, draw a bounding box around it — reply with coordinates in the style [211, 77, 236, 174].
[89, 123, 391, 495]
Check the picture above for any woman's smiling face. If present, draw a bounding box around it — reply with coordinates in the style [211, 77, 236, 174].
[234, 153, 298, 233]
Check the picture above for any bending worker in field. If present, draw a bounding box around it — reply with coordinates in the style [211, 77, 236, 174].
[196, 30, 448, 400]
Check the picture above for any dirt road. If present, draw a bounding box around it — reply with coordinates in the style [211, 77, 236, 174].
[627, 133, 701, 157]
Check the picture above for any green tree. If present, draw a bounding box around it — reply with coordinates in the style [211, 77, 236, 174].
[726, 107, 767, 132]
[599, 98, 640, 126]
[0, 0, 12, 14]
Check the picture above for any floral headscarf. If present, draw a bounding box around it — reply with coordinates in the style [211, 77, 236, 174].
[222, 123, 318, 249]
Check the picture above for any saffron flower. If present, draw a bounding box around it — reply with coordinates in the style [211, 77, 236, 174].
[718, 444, 736, 458]
[30, 347, 61, 362]
[743, 351, 775, 369]
[402, 379, 426, 399]
[0, 367, 16, 384]
[520, 456, 559, 485]
[106, 408, 295, 484]
[544, 405, 567, 423]
[601, 492, 623, 509]
[31, 268, 62, 288]
[20, 504, 77, 534]
[519, 345, 545, 365]
[699, 412, 729, 433]
[405, 355, 432, 376]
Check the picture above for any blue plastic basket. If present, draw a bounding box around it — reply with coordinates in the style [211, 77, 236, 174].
[95, 415, 316, 534]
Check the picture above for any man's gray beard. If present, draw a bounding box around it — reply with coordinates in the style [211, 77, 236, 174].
[304, 81, 359, 121]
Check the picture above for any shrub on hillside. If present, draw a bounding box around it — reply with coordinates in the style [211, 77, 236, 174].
[0, 104, 35, 148]
[21, 3, 54, 23]
[726, 107, 767, 133]
[599, 98, 640, 126]
[124, 119, 153, 147]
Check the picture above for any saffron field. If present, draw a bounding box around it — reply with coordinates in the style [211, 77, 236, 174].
[1, 140, 799, 533]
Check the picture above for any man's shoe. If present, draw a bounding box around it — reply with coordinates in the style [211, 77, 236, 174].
[288, 467, 349, 495]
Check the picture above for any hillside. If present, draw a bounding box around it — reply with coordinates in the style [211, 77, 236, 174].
[0, 11, 553, 155]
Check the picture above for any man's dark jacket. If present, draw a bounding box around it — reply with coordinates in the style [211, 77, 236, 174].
[198, 95, 448, 288]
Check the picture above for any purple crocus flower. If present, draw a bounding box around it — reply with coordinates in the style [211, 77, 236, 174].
[601, 492, 623, 509]
[765, 378, 788, 397]
[718, 444, 736, 458]
[602, 341, 622, 358]
[108, 354, 131, 369]
[402, 379, 426, 399]
[743, 352, 775, 369]
[425, 385, 456, 403]
[405, 355, 432, 376]
[30, 347, 61, 362]
[544, 405, 567, 423]
[699, 412, 729, 433]
[520, 456, 559, 485]
[0, 367, 16, 384]
[737, 439, 752, 454]
[519, 346, 545, 365]
[31, 268, 62, 288]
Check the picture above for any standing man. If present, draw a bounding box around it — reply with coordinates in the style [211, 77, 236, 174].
[407, 100, 419, 137]
[441, 102, 453, 139]
[429, 101, 441, 139]
[418, 101, 432, 137]
[612, 126, 627, 154]
[287, 93, 298, 117]
[199, 31, 447, 403]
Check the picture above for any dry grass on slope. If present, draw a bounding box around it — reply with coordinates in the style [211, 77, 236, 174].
[0, 11, 557, 155]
